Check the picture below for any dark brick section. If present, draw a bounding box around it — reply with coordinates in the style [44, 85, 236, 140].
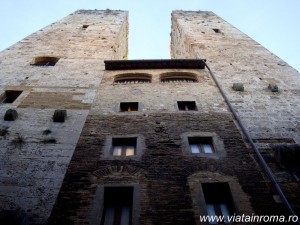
[49, 113, 288, 225]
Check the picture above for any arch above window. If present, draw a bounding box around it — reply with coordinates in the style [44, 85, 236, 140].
[31, 56, 60, 66]
[114, 73, 152, 84]
[160, 72, 198, 83]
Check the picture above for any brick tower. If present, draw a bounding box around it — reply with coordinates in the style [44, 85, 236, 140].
[0, 10, 299, 225]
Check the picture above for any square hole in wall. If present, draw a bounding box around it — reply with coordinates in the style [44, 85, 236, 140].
[1, 90, 23, 103]
[177, 101, 197, 111]
[120, 102, 139, 112]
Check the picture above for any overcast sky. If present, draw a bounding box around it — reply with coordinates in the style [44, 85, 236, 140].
[0, 0, 299, 71]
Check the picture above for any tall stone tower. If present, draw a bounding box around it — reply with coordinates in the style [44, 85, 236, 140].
[0, 9, 299, 225]
[0, 10, 128, 224]
[171, 10, 300, 217]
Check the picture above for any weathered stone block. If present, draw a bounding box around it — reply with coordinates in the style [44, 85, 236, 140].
[232, 83, 244, 92]
[4, 109, 18, 121]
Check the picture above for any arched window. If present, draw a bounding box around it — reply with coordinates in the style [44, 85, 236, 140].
[160, 72, 198, 83]
[114, 73, 152, 84]
[31, 56, 60, 66]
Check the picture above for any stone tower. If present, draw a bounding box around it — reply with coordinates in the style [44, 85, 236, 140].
[0, 9, 299, 225]
[171, 10, 300, 217]
[0, 10, 128, 224]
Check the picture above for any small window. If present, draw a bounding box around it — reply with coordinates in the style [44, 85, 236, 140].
[112, 137, 137, 156]
[31, 56, 59, 66]
[160, 72, 198, 83]
[202, 183, 235, 224]
[1, 90, 22, 103]
[101, 187, 133, 225]
[188, 137, 214, 154]
[177, 101, 197, 111]
[82, 25, 89, 29]
[120, 102, 138, 112]
[114, 73, 151, 85]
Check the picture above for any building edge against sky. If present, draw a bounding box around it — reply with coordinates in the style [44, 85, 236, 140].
[0, 9, 299, 225]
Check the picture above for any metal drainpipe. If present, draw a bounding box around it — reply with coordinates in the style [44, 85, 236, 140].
[204, 62, 299, 223]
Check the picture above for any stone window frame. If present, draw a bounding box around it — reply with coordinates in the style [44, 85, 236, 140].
[196, 182, 239, 221]
[89, 184, 141, 225]
[181, 132, 225, 159]
[187, 172, 254, 224]
[103, 135, 144, 159]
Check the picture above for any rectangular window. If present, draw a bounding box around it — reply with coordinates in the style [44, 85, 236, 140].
[1, 90, 22, 103]
[177, 101, 197, 111]
[120, 102, 139, 112]
[202, 183, 234, 224]
[101, 187, 133, 225]
[188, 137, 214, 154]
[112, 137, 137, 156]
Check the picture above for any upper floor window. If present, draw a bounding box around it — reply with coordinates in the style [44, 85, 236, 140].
[177, 101, 197, 111]
[182, 132, 225, 159]
[188, 136, 214, 154]
[120, 102, 139, 112]
[82, 25, 89, 29]
[101, 187, 133, 225]
[31, 56, 59, 66]
[114, 73, 151, 85]
[112, 137, 137, 156]
[160, 72, 198, 83]
[202, 183, 235, 224]
[1, 90, 22, 104]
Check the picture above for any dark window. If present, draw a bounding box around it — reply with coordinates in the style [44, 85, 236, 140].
[112, 137, 137, 156]
[1, 90, 22, 103]
[177, 101, 197, 111]
[120, 102, 138, 112]
[188, 136, 214, 154]
[82, 25, 89, 29]
[101, 187, 133, 225]
[202, 183, 235, 224]
[31, 57, 59, 66]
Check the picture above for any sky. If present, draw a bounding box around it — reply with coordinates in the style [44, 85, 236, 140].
[0, 0, 299, 72]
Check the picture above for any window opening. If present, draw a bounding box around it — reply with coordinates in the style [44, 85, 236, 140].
[160, 72, 198, 83]
[120, 102, 138, 112]
[202, 183, 235, 224]
[177, 101, 197, 111]
[31, 57, 59, 66]
[114, 73, 151, 84]
[112, 137, 137, 156]
[188, 137, 214, 154]
[101, 187, 133, 225]
[1, 90, 22, 103]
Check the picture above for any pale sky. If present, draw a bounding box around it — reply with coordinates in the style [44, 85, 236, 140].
[0, 0, 299, 71]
